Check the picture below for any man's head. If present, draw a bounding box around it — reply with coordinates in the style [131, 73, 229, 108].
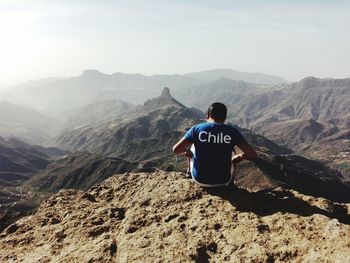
[207, 102, 227, 122]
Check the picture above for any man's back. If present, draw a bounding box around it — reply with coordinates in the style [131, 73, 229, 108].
[184, 122, 244, 186]
[173, 102, 257, 187]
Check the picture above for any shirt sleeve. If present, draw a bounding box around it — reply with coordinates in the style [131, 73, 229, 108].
[184, 126, 196, 142]
[231, 127, 245, 145]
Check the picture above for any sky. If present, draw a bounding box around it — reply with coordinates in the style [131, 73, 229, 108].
[0, 0, 350, 88]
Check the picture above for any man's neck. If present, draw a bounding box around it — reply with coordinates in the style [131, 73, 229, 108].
[207, 118, 224, 123]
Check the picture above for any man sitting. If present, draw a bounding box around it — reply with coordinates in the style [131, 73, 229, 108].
[173, 102, 257, 187]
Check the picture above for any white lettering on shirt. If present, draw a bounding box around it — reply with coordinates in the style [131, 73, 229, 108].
[208, 132, 216, 143]
[199, 131, 207, 142]
[224, 135, 231, 143]
[198, 131, 231, 144]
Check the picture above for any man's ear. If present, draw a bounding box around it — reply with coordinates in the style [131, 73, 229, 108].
[206, 111, 209, 119]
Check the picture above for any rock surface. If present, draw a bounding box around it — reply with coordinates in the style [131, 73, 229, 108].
[1, 171, 349, 262]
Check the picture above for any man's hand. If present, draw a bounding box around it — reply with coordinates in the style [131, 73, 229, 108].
[232, 153, 244, 164]
[173, 138, 193, 156]
[236, 140, 258, 161]
[184, 149, 193, 159]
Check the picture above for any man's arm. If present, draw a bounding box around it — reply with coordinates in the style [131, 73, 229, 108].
[173, 137, 193, 157]
[232, 140, 258, 164]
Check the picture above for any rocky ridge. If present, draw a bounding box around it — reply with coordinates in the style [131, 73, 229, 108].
[53, 88, 204, 161]
[0, 171, 349, 262]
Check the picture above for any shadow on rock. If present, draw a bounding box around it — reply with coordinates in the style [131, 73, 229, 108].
[253, 157, 350, 203]
[203, 186, 350, 225]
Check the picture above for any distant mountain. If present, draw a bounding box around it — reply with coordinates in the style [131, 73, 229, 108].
[60, 99, 136, 130]
[0, 136, 68, 187]
[54, 88, 203, 162]
[233, 77, 350, 175]
[1, 70, 204, 116]
[0, 101, 58, 145]
[186, 68, 287, 84]
[23, 151, 137, 193]
[238, 77, 350, 129]
[1, 69, 286, 116]
[0, 138, 49, 187]
[173, 77, 267, 109]
[12, 77, 63, 88]
[176, 76, 350, 133]
[0, 137, 69, 226]
[54, 88, 292, 162]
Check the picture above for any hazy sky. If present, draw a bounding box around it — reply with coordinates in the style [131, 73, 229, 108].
[1, 0, 350, 87]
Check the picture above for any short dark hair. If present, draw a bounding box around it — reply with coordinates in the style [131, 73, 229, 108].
[207, 102, 227, 121]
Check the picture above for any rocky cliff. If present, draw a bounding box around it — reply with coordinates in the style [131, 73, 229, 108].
[1, 171, 349, 262]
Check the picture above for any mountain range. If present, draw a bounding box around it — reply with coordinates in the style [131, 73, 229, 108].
[185, 68, 287, 84]
[0, 69, 286, 116]
[174, 76, 350, 176]
[2, 88, 347, 202]
[1, 69, 348, 177]
[25, 89, 350, 204]
[54, 88, 203, 162]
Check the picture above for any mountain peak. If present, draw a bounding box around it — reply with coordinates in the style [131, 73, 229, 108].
[161, 87, 171, 97]
[298, 76, 350, 89]
[81, 69, 106, 77]
[143, 87, 185, 111]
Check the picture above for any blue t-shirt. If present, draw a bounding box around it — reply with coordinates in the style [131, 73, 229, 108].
[184, 122, 245, 185]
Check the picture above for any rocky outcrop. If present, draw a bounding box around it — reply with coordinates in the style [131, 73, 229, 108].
[54, 88, 204, 161]
[1, 171, 349, 262]
[0, 149, 132, 232]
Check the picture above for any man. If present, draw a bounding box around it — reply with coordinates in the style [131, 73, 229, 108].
[173, 102, 257, 187]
